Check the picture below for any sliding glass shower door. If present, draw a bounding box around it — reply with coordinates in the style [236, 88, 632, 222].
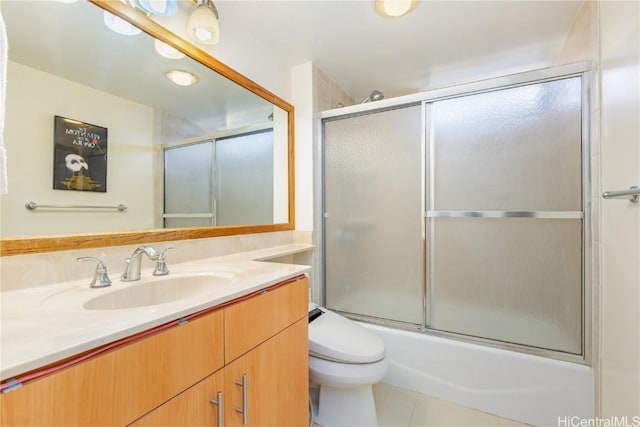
[323, 74, 587, 356]
[323, 105, 424, 324]
[427, 77, 584, 354]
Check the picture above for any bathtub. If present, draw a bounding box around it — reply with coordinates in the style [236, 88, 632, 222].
[361, 323, 594, 426]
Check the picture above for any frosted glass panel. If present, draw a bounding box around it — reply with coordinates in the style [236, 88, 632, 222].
[431, 218, 582, 354]
[324, 106, 423, 324]
[215, 131, 273, 226]
[164, 142, 212, 214]
[432, 77, 583, 211]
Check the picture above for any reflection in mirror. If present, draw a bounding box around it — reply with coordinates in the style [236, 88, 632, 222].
[163, 111, 289, 227]
[0, 0, 292, 249]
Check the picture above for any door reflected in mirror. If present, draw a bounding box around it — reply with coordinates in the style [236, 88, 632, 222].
[164, 123, 289, 228]
[0, 0, 291, 241]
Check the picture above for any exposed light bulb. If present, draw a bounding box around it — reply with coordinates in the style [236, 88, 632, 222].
[195, 27, 213, 42]
[375, 0, 416, 17]
[154, 40, 185, 60]
[165, 70, 199, 87]
[384, 0, 411, 16]
[187, 0, 220, 45]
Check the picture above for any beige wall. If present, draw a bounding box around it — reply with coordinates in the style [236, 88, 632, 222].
[599, 0, 640, 418]
[554, 0, 640, 418]
[315, 67, 355, 111]
[1, 62, 157, 237]
[554, 1, 596, 66]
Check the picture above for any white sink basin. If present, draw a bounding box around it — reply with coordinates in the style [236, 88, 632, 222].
[83, 271, 240, 311]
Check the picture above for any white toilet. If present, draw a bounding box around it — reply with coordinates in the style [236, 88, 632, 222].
[308, 303, 388, 427]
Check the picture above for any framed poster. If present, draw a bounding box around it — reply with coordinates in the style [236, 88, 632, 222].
[53, 116, 107, 192]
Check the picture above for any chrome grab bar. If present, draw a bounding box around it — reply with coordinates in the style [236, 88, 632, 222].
[25, 201, 127, 211]
[602, 186, 639, 203]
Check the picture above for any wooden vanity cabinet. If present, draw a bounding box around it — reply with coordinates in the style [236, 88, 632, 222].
[132, 318, 308, 427]
[131, 276, 309, 427]
[0, 308, 224, 426]
[222, 276, 309, 426]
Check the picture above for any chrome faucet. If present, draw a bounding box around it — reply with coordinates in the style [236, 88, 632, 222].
[121, 245, 159, 282]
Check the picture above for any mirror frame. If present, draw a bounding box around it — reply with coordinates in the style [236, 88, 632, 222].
[0, 0, 295, 257]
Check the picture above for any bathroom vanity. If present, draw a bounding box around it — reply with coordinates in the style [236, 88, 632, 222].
[0, 252, 310, 426]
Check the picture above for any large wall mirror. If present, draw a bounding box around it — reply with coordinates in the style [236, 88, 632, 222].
[0, 0, 295, 256]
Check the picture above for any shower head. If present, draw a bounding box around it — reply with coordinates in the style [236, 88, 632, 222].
[360, 90, 385, 104]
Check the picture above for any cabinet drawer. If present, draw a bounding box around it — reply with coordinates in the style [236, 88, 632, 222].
[224, 277, 308, 362]
[0, 309, 224, 427]
[112, 309, 224, 424]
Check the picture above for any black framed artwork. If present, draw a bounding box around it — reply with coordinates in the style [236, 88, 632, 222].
[53, 116, 107, 192]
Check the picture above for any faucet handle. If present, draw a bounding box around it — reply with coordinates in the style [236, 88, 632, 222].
[77, 257, 112, 288]
[139, 245, 160, 260]
[153, 247, 176, 276]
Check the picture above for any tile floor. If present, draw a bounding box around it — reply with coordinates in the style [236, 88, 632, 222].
[373, 383, 532, 427]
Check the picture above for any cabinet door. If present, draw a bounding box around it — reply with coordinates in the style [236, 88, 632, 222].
[224, 277, 308, 362]
[225, 318, 308, 427]
[130, 370, 225, 427]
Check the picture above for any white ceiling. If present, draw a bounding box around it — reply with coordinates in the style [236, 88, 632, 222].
[218, 0, 583, 101]
[2, 0, 583, 120]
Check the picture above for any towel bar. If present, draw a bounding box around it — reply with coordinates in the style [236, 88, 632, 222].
[25, 201, 127, 211]
[601, 186, 639, 203]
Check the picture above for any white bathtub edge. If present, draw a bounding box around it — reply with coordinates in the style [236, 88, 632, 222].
[361, 323, 594, 427]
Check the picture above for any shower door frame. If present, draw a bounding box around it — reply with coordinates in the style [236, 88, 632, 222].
[319, 62, 592, 364]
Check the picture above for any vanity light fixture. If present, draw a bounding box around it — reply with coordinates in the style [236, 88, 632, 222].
[133, 0, 178, 16]
[375, 0, 417, 17]
[165, 70, 199, 87]
[103, 11, 142, 35]
[155, 40, 185, 60]
[187, 0, 220, 45]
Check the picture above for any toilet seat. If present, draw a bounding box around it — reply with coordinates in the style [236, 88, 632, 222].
[308, 304, 385, 364]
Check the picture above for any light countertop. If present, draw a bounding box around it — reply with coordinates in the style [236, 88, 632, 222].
[0, 244, 312, 381]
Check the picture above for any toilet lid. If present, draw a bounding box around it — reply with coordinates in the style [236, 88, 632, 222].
[308, 303, 385, 364]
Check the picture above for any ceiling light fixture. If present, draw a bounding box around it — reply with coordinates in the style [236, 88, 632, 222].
[165, 70, 199, 87]
[187, 0, 220, 45]
[375, 0, 417, 17]
[103, 11, 142, 36]
[155, 40, 185, 60]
